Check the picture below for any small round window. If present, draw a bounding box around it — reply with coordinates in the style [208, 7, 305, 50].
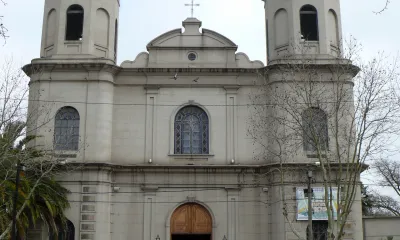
[188, 52, 197, 61]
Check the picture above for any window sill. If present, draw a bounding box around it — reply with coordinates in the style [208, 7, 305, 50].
[305, 151, 328, 159]
[64, 40, 82, 44]
[168, 154, 214, 160]
[53, 151, 78, 159]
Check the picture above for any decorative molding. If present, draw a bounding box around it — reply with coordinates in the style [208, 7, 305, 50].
[145, 95, 157, 163]
[146, 27, 237, 50]
[122, 67, 259, 74]
[235, 52, 265, 68]
[187, 196, 196, 202]
[227, 190, 239, 240]
[225, 187, 242, 192]
[202, 28, 238, 47]
[121, 52, 149, 68]
[146, 28, 182, 49]
[65, 162, 369, 172]
[225, 89, 238, 164]
[143, 194, 155, 240]
[168, 154, 214, 158]
[224, 86, 240, 93]
[80, 185, 97, 240]
[141, 186, 159, 193]
[145, 86, 160, 94]
[23, 61, 120, 77]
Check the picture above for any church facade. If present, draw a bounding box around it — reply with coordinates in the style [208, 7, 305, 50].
[24, 0, 363, 239]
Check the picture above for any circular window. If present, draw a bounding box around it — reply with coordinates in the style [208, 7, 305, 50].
[188, 52, 197, 61]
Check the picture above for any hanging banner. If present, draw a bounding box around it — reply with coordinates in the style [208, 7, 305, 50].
[296, 187, 338, 221]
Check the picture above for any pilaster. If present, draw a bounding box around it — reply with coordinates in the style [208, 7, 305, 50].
[145, 87, 159, 163]
[226, 187, 240, 240]
[224, 86, 239, 164]
[142, 187, 158, 240]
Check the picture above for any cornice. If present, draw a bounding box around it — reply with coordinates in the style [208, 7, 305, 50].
[224, 85, 241, 93]
[265, 62, 360, 77]
[146, 46, 238, 51]
[64, 161, 368, 172]
[23, 62, 121, 76]
[119, 67, 259, 75]
[146, 28, 182, 50]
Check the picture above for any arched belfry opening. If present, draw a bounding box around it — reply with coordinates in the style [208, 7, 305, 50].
[300, 5, 319, 41]
[66, 5, 84, 41]
[170, 203, 212, 240]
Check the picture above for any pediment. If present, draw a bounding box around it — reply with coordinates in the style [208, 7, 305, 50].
[146, 19, 237, 50]
[119, 18, 264, 68]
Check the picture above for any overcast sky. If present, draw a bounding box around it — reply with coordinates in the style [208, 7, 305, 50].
[1, 0, 399, 195]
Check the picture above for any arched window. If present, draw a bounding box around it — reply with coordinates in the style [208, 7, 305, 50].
[302, 108, 328, 152]
[49, 220, 75, 240]
[54, 107, 80, 151]
[66, 5, 84, 41]
[174, 106, 209, 154]
[300, 5, 319, 41]
[307, 221, 328, 240]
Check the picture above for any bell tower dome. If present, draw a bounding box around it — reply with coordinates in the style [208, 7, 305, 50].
[40, 0, 120, 62]
[263, 0, 343, 64]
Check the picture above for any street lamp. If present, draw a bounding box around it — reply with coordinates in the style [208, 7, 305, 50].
[11, 161, 25, 240]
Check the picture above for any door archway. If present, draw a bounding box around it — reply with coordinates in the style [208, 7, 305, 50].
[170, 203, 212, 240]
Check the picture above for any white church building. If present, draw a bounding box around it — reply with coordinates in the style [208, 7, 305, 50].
[24, 0, 363, 239]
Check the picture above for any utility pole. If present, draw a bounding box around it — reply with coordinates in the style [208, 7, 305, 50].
[307, 170, 313, 240]
[11, 161, 23, 240]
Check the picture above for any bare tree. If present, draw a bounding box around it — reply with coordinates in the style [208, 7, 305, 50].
[362, 183, 400, 217]
[0, 0, 8, 41]
[0, 58, 28, 185]
[249, 40, 400, 239]
[374, 0, 391, 14]
[375, 159, 400, 197]
[365, 159, 400, 216]
[370, 193, 400, 216]
[0, 58, 82, 238]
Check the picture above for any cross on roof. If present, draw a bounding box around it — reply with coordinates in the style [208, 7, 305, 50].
[185, 0, 200, 18]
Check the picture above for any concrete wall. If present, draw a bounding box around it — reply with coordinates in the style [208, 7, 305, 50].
[50, 168, 269, 240]
[27, 69, 262, 165]
[111, 84, 260, 165]
[363, 217, 400, 240]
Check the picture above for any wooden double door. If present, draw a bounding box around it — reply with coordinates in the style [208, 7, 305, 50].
[171, 203, 212, 240]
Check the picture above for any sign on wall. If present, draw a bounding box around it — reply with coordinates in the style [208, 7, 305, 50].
[296, 187, 339, 221]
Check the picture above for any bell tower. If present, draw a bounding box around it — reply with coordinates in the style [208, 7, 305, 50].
[40, 0, 120, 62]
[263, 0, 343, 64]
